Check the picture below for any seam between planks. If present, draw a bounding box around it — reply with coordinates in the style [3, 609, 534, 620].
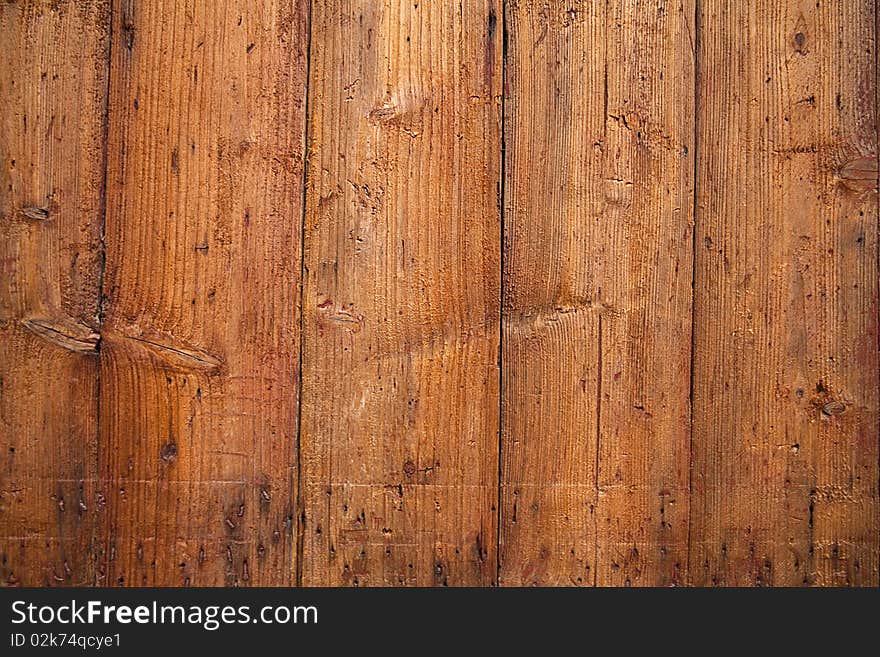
[94, 0, 116, 586]
[295, 0, 314, 589]
[875, 0, 879, 553]
[686, 0, 700, 587]
[96, 0, 115, 335]
[496, 0, 508, 588]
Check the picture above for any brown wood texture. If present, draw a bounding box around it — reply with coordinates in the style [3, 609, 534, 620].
[99, 0, 309, 585]
[0, 1, 877, 587]
[501, 0, 694, 586]
[300, 0, 502, 586]
[690, 0, 879, 586]
[0, 0, 110, 586]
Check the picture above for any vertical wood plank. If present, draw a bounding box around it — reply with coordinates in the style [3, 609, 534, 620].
[99, 0, 309, 585]
[300, 0, 502, 586]
[501, 0, 695, 586]
[692, 0, 879, 585]
[0, 0, 110, 586]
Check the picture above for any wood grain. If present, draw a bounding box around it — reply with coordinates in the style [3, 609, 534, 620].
[691, 0, 879, 585]
[0, 0, 109, 586]
[501, 0, 695, 586]
[300, 0, 502, 586]
[98, 0, 309, 585]
[1, 0, 877, 589]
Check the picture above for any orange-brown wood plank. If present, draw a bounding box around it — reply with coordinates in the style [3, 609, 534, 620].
[501, 0, 695, 586]
[0, 0, 110, 586]
[691, 0, 879, 585]
[300, 0, 502, 586]
[98, 0, 309, 585]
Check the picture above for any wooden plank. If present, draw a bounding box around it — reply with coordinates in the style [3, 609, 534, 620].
[300, 0, 502, 586]
[0, 0, 110, 586]
[501, 1, 695, 586]
[691, 0, 879, 585]
[98, 0, 309, 585]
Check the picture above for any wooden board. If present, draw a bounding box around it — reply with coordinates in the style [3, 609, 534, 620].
[299, 0, 502, 586]
[0, 0, 110, 586]
[1, 0, 877, 589]
[501, 1, 695, 585]
[691, 0, 879, 586]
[98, 0, 309, 585]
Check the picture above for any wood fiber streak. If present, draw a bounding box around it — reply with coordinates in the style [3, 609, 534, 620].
[99, 0, 308, 585]
[501, 0, 695, 586]
[0, 0, 110, 586]
[691, 0, 879, 585]
[300, 0, 502, 586]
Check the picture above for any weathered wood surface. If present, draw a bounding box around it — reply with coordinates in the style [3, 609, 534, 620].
[0, 0, 110, 586]
[0, 0, 876, 587]
[299, 0, 502, 586]
[501, 0, 695, 586]
[691, 0, 878, 586]
[99, 0, 309, 585]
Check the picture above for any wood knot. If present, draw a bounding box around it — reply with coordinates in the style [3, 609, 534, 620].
[792, 14, 809, 54]
[160, 441, 178, 462]
[369, 103, 397, 122]
[107, 329, 222, 373]
[21, 317, 100, 354]
[402, 460, 416, 477]
[317, 302, 364, 333]
[21, 206, 49, 221]
[367, 94, 424, 138]
[838, 156, 877, 192]
[821, 401, 846, 417]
